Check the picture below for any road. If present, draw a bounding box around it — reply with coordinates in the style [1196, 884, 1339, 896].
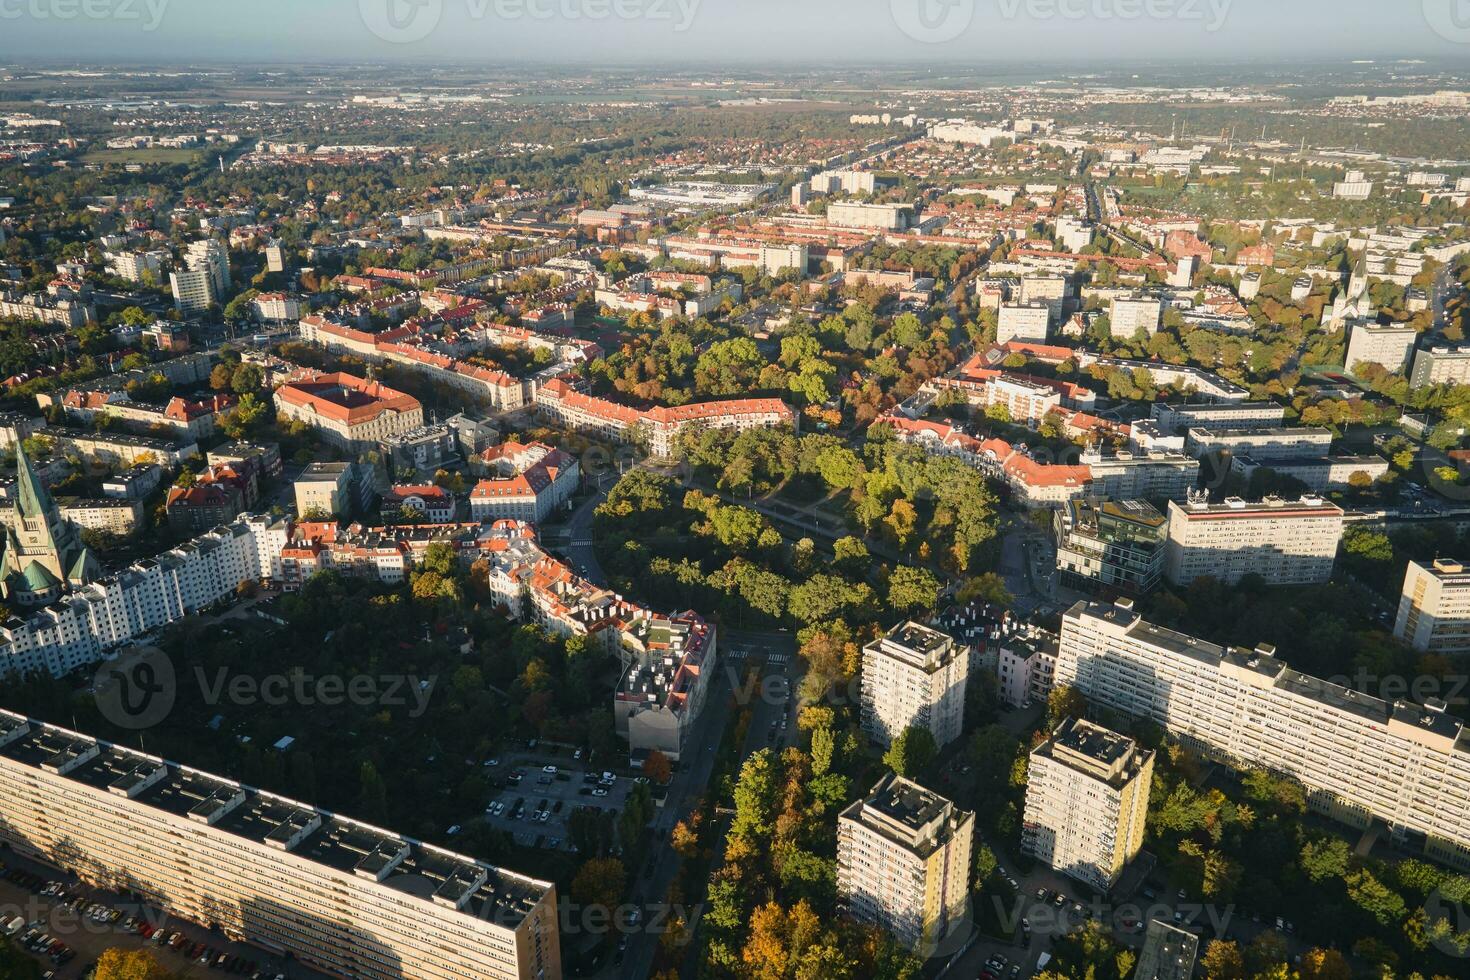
[609, 628, 800, 980]
[559, 473, 616, 586]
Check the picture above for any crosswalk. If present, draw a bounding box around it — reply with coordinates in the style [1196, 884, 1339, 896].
[724, 649, 789, 665]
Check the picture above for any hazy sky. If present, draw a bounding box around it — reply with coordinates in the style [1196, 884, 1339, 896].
[0, 0, 1467, 65]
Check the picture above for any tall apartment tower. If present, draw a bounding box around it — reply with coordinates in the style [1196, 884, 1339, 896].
[171, 239, 232, 312]
[1395, 558, 1470, 655]
[837, 773, 974, 952]
[0, 711, 561, 980]
[1022, 717, 1154, 892]
[860, 621, 968, 749]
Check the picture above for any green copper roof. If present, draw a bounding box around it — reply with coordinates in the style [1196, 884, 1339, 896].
[13, 444, 54, 522]
[20, 561, 59, 593]
[67, 547, 97, 586]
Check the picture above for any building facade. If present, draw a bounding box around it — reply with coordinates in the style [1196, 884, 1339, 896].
[1055, 497, 1167, 595]
[860, 622, 968, 750]
[1395, 559, 1470, 655]
[837, 774, 973, 952]
[1163, 495, 1343, 587]
[0, 712, 561, 980]
[1023, 717, 1154, 892]
[1055, 599, 1470, 871]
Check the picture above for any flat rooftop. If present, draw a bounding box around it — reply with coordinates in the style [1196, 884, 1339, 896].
[0, 711, 551, 928]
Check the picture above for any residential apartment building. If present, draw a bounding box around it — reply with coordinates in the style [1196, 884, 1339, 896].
[613, 611, 718, 763]
[995, 632, 1058, 709]
[0, 290, 90, 328]
[0, 515, 288, 678]
[0, 712, 561, 980]
[470, 442, 580, 524]
[1109, 295, 1162, 338]
[837, 774, 974, 952]
[1185, 427, 1334, 461]
[1056, 599, 1470, 871]
[53, 498, 142, 537]
[1023, 718, 1154, 892]
[1395, 559, 1470, 655]
[1151, 401, 1286, 434]
[169, 239, 231, 313]
[1163, 495, 1343, 587]
[382, 485, 456, 523]
[1230, 454, 1389, 493]
[1411, 346, 1470, 388]
[1082, 449, 1199, 503]
[827, 202, 911, 231]
[860, 622, 968, 750]
[294, 462, 373, 518]
[1345, 322, 1418, 375]
[274, 372, 424, 453]
[1055, 497, 1167, 595]
[104, 249, 170, 283]
[997, 302, 1053, 344]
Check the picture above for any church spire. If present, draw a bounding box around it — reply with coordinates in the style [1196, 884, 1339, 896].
[13, 442, 53, 521]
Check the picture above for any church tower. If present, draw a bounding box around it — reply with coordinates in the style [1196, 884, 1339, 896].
[0, 445, 98, 607]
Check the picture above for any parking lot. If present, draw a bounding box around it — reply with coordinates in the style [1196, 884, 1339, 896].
[0, 850, 328, 980]
[479, 753, 643, 851]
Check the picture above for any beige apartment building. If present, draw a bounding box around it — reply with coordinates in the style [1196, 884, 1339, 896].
[1163, 495, 1343, 587]
[1395, 558, 1470, 655]
[1022, 718, 1154, 892]
[1056, 599, 1470, 871]
[0, 711, 561, 980]
[837, 774, 974, 952]
[860, 622, 969, 750]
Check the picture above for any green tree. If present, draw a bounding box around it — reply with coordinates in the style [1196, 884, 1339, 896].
[883, 726, 938, 778]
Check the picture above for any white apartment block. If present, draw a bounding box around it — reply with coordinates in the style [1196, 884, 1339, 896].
[0, 712, 561, 980]
[997, 302, 1053, 344]
[860, 622, 968, 750]
[1163, 496, 1343, 587]
[827, 201, 911, 231]
[1151, 401, 1285, 434]
[0, 515, 288, 678]
[1411, 346, 1470, 389]
[1056, 599, 1470, 871]
[995, 635, 1058, 709]
[1109, 296, 1162, 338]
[983, 375, 1063, 427]
[1184, 427, 1334, 461]
[105, 249, 170, 283]
[1395, 559, 1470, 655]
[837, 774, 974, 952]
[1023, 718, 1154, 893]
[1345, 322, 1418, 375]
[1081, 450, 1200, 503]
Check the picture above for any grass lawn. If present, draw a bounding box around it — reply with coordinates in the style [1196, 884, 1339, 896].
[80, 147, 202, 166]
